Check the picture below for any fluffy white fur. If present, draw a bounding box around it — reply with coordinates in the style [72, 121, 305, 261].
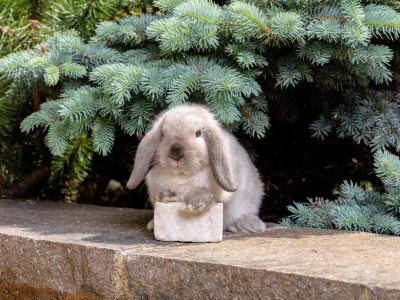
[127, 104, 266, 233]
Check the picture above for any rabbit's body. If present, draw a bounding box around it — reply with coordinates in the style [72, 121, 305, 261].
[127, 104, 266, 233]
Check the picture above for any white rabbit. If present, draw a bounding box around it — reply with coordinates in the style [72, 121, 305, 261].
[127, 103, 266, 233]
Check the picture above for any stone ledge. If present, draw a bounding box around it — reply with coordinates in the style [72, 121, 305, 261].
[0, 199, 400, 299]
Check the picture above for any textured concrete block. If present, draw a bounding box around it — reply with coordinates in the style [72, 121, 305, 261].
[1, 199, 400, 299]
[154, 202, 223, 242]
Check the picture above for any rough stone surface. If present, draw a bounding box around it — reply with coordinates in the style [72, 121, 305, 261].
[0, 282, 98, 300]
[154, 202, 223, 242]
[0, 199, 400, 299]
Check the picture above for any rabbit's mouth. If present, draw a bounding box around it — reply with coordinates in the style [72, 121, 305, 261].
[163, 156, 186, 172]
[169, 159, 181, 168]
[165, 157, 206, 176]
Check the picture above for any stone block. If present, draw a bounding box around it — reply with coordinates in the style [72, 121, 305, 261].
[154, 202, 223, 242]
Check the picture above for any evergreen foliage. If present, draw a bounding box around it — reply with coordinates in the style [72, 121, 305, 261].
[0, 1, 41, 56]
[43, 0, 121, 38]
[310, 90, 400, 152]
[282, 149, 400, 235]
[2, 0, 399, 157]
[0, 0, 43, 181]
[0, 0, 131, 201]
[49, 135, 93, 202]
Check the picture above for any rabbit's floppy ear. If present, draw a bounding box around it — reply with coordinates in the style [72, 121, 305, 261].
[204, 127, 238, 192]
[126, 117, 163, 190]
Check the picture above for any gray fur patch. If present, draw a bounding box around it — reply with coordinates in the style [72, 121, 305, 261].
[204, 128, 238, 192]
[126, 124, 162, 189]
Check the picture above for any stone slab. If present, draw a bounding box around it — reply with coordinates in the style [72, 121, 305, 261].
[154, 202, 223, 242]
[0, 199, 400, 299]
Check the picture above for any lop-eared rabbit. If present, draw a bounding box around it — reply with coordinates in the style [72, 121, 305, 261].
[127, 104, 266, 233]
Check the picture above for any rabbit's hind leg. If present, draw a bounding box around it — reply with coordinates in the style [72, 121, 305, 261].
[147, 218, 154, 230]
[227, 214, 266, 233]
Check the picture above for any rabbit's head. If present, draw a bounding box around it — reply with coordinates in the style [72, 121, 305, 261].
[126, 104, 237, 192]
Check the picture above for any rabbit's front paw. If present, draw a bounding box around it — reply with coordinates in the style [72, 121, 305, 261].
[184, 191, 213, 214]
[156, 189, 179, 202]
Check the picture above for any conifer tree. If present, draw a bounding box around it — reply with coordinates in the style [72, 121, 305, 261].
[3, 0, 399, 154]
[0, 0, 45, 187]
[282, 149, 400, 235]
[0, 0, 133, 200]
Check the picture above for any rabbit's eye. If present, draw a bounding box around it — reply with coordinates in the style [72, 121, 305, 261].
[195, 130, 201, 137]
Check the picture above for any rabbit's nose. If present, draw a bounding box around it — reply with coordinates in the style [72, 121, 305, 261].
[169, 142, 184, 161]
